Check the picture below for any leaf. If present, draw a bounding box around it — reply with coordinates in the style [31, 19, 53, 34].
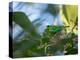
[12, 12, 42, 57]
[62, 5, 78, 24]
[62, 5, 78, 34]
[13, 12, 40, 38]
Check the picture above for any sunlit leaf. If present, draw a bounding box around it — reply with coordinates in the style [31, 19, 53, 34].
[62, 5, 78, 34]
[62, 5, 78, 24]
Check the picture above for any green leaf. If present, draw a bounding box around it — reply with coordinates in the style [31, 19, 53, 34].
[13, 12, 40, 38]
[12, 12, 41, 57]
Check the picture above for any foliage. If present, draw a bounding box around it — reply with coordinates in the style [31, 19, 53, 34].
[62, 5, 78, 34]
[12, 5, 78, 58]
[13, 25, 78, 57]
[61, 5, 78, 54]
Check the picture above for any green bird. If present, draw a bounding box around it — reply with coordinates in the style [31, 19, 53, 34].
[47, 25, 63, 33]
